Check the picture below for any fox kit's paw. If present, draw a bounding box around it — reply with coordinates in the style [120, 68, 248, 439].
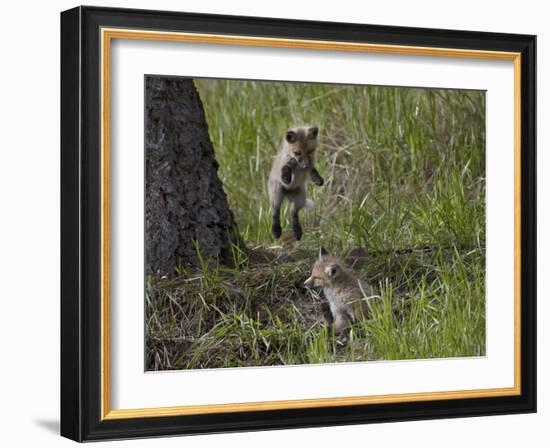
[286, 157, 299, 169]
[272, 223, 282, 239]
[292, 222, 303, 240]
[281, 165, 292, 185]
[311, 168, 324, 186]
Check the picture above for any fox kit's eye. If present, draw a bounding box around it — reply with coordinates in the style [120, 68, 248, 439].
[307, 126, 319, 139]
[293, 151, 301, 157]
[325, 264, 339, 277]
[286, 131, 297, 143]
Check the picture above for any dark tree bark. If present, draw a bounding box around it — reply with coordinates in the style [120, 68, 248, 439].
[145, 76, 244, 276]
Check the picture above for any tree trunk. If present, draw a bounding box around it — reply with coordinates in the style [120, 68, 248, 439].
[145, 76, 244, 276]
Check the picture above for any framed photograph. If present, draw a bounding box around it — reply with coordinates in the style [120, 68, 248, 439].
[60, 6, 536, 442]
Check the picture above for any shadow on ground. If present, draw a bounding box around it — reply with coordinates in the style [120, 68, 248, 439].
[34, 419, 59, 435]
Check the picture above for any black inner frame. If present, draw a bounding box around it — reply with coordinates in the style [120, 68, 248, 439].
[60, 6, 536, 442]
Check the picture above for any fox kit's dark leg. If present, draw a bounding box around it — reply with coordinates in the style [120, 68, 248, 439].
[310, 167, 324, 186]
[281, 157, 299, 185]
[291, 207, 302, 241]
[287, 186, 306, 241]
[281, 165, 292, 185]
[268, 179, 283, 239]
[321, 302, 334, 327]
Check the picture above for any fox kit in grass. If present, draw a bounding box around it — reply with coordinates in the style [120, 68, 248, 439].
[268, 125, 324, 240]
[304, 247, 375, 332]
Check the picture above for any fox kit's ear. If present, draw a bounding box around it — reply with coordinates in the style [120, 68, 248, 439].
[325, 264, 339, 277]
[308, 126, 319, 139]
[286, 130, 297, 144]
[319, 246, 329, 259]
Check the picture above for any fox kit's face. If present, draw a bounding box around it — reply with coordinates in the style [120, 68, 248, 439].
[304, 248, 344, 288]
[285, 125, 319, 169]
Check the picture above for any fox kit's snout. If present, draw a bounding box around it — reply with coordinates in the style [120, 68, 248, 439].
[305, 247, 374, 332]
[268, 125, 325, 241]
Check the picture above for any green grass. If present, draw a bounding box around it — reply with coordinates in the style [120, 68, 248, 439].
[145, 79, 486, 370]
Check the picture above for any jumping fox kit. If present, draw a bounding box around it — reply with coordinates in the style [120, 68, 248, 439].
[268, 126, 324, 240]
[304, 247, 375, 332]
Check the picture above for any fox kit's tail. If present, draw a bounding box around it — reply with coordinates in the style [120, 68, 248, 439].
[305, 198, 314, 209]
